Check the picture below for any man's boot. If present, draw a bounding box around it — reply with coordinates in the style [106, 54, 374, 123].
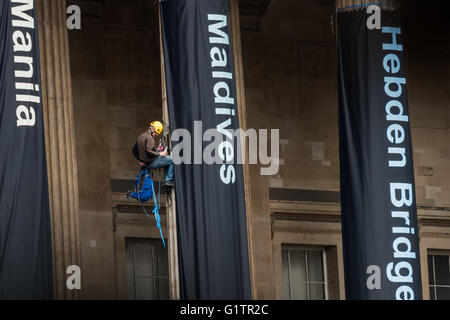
[163, 180, 175, 189]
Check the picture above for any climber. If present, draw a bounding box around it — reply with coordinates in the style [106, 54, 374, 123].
[133, 121, 174, 189]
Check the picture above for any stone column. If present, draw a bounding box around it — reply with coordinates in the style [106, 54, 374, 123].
[159, 10, 180, 301]
[229, 0, 256, 299]
[36, 0, 81, 300]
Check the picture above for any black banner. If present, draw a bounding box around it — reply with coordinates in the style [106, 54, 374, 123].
[337, 6, 422, 299]
[0, 0, 53, 298]
[160, 0, 251, 299]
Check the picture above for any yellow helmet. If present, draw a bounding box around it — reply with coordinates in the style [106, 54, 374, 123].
[150, 121, 164, 135]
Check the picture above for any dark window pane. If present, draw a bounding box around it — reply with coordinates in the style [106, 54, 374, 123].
[428, 255, 434, 285]
[133, 241, 153, 277]
[282, 250, 290, 299]
[156, 244, 169, 277]
[290, 283, 307, 300]
[156, 278, 170, 300]
[436, 287, 450, 300]
[135, 276, 154, 300]
[429, 286, 436, 300]
[289, 250, 307, 283]
[434, 255, 450, 286]
[307, 251, 324, 282]
[126, 240, 136, 299]
[127, 276, 135, 300]
[126, 241, 135, 278]
[309, 283, 325, 300]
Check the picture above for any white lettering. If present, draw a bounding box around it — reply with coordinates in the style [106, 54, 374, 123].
[11, 0, 34, 29]
[382, 27, 403, 51]
[390, 183, 413, 208]
[16, 105, 35, 127]
[386, 261, 413, 283]
[207, 14, 229, 44]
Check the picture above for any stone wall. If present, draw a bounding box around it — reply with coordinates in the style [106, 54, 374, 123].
[405, 2, 450, 209]
[240, 0, 450, 299]
[68, 0, 161, 299]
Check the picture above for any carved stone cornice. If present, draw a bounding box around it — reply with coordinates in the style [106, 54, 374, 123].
[272, 212, 341, 223]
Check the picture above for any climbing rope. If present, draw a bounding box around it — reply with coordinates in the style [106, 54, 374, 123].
[142, 178, 165, 247]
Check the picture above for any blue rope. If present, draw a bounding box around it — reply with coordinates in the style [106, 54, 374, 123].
[140, 174, 165, 247]
[152, 179, 165, 247]
[158, 168, 161, 215]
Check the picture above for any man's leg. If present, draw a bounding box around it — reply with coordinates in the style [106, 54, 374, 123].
[149, 156, 174, 182]
[164, 157, 174, 182]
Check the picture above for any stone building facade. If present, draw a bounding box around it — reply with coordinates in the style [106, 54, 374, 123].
[37, 0, 450, 299]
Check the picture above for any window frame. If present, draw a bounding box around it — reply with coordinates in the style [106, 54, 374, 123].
[283, 245, 329, 300]
[428, 251, 450, 300]
[126, 237, 169, 300]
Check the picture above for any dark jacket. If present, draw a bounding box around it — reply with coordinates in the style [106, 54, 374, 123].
[133, 131, 160, 164]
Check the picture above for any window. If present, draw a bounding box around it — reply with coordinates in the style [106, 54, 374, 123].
[428, 253, 450, 300]
[126, 238, 169, 300]
[282, 247, 328, 300]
